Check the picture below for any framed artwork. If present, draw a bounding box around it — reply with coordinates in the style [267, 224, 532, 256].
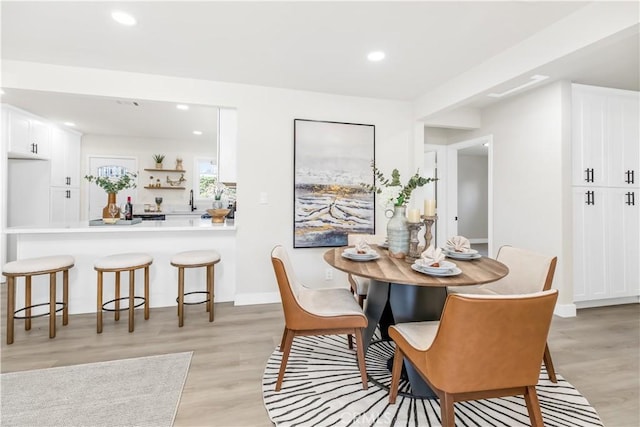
[294, 119, 375, 248]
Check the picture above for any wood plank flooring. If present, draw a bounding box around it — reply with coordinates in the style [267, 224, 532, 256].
[1, 290, 638, 427]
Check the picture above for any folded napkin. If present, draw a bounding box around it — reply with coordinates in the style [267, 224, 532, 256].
[421, 246, 445, 264]
[446, 236, 471, 252]
[355, 239, 371, 254]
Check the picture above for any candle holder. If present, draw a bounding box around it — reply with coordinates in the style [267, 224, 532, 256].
[421, 214, 438, 250]
[405, 221, 424, 263]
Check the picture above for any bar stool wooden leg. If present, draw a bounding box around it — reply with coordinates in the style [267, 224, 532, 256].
[207, 264, 214, 322]
[97, 271, 103, 333]
[49, 272, 57, 338]
[144, 266, 150, 320]
[178, 267, 185, 327]
[25, 276, 32, 331]
[63, 269, 69, 326]
[7, 277, 15, 345]
[128, 269, 135, 332]
[114, 271, 121, 321]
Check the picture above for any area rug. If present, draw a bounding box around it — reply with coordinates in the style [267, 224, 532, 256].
[1, 352, 192, 427]
[262, 336, 603, 427]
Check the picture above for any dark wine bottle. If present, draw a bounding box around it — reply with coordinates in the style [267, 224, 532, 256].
[125, 196, 133, 220]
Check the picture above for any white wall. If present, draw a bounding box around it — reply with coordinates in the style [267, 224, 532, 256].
[457, 154, 488, 240]
[449, 81, 573, 309]
[3, 60, 416, 303]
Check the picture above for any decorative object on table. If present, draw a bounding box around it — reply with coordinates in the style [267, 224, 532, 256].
[175, 157, 183, 170]
[422, 214, 437, 250]
[206, 208, 230, 223]
[446, 235, 471, 252]
[166, 173, 186, 187]
[155, 197, 163, 212]
[363, 165, 435, 259]
[211, 179, 227, 208]
[293, 119, 375, 248]
[152, 154, 165, 169]
[405, 221, 424, 262]
[85, 172, 137, 219]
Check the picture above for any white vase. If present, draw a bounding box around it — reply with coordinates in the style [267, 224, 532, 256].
[387, 205, 409, 258]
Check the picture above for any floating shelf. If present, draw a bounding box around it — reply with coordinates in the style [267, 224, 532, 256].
[144, 186, 185, 190]
[144, 168, 185, 172]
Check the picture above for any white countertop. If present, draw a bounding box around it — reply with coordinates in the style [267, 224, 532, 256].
[5, 218, 236, 234]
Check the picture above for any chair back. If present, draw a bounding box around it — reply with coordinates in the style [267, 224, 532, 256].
[347, 234, 386, 246]
[271, 245, 309, 325]
[425, 289, 558, 393]
[481, 246, 557, 294]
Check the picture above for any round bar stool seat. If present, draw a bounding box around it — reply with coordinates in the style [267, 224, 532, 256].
[171, 250, 220, 327]
[94, 253, 153, 334]
[2, 255, 75, 345]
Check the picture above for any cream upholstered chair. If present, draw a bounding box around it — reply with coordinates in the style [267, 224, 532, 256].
[389, 290, 558, 427]
[346, 233, 387, 307]
[447, 245, 559, 382]
[271, 245, 368, 391]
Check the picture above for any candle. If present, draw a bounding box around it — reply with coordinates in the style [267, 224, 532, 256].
[408, 208, 421, 223]
[424, 199, 436, 217]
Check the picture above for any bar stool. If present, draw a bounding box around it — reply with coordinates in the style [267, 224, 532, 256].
[2, 255, 75, 345]
[94, 253, 153, 333]
[171, 250, 220, 327]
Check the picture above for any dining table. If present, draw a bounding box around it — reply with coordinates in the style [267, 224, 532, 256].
[323, 244, 509, 398]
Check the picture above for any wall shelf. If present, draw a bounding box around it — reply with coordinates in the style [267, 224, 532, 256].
[144, 186, 185, 190]
[144, 168, 185, 172]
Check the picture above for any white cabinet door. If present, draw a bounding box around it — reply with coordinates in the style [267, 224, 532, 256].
[50, 127, 81, 187]
[573, 187, 607, 301]
[607, 92, 640, 188]
[606, 187, 640, 297]
[50, 187, 80, 223]
[5, 105, 51, 159]
[572, 87, 608, 186]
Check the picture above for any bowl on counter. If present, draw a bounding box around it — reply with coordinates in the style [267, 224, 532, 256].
[206, 208, 230, 223]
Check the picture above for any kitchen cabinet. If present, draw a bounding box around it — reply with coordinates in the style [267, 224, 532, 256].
[3, 105, 51, 159]
[50, 187, 80, 223]
[572, 83, 640, 305]
[50, 127, 81, 187]
[572, 84, 639, 188]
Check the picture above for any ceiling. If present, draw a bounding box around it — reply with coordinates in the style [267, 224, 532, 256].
[1, 1, 638, 139]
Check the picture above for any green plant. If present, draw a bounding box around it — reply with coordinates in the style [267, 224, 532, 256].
[85, 172, 137, 194]
[362, 162, 435, 206]
[152, 154, 165, 164]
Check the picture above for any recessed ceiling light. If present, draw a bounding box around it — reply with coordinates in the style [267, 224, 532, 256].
[367, 51, 385, 62]
[176, 104, 189, 111]
[63, 122, 76, 127]
[193, 130, 203, 135]
[487, 75, 549, 98]
[111, 11, 137, 26]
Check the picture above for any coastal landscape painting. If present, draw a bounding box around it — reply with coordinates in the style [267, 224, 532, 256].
[294, 119, 375, 248]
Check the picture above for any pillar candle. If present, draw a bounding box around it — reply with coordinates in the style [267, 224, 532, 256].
[424, 199, 436, 217]
[408, 208, 420, 223]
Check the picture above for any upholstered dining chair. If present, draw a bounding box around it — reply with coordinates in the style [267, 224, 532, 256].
[270, 245, 368, 391]
[389, 290, 558, 427]
[447, 245, 559, 382]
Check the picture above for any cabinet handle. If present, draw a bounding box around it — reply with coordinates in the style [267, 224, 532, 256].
[34, 143, 38, 154]
[585, 190, 595, 205]
[584, 168, 594, 183]
[626, 170, 635, 185]
[66, 190, 70, 199]
[627, 192, 636, 206]
[66, 177, 71, 186]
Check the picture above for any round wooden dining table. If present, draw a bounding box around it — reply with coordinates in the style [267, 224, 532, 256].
[323, 245, 509, 398]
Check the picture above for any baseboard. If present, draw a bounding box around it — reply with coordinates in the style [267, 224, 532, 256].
[234, 291, 281, 306]
[469, 238, 488, 244]
[554, 303, 577, 318]
[575, 296, 640, 309]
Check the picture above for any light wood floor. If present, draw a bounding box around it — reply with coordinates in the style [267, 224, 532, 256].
[1, 293, 638, 427]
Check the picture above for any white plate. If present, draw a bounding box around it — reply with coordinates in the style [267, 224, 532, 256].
[411, 264, 462, 277]
[344, 248, 378, 257]
[444, 247, 478, 255]
[414, 259, 456, 273]
[445, 252, 482, 260]
[341, 252, 380, 262]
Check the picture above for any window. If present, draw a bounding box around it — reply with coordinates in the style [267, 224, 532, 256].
[194, 157, 218, 200]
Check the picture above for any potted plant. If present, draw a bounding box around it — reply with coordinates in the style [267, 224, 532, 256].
[152, 154, 165, 169]
[85, 172, 137, 219]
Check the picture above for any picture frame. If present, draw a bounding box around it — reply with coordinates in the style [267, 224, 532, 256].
[293, 119, 375, 248]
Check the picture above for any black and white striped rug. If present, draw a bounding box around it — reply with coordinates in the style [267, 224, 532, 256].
[262, 335, 603, 427]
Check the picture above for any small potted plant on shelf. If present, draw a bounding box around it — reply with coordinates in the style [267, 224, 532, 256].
[152, 154, 165, 169]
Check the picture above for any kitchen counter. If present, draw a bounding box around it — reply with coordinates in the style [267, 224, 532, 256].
[5, 218, 237, 314]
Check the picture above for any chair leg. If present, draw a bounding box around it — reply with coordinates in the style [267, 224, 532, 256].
[544, 343, 557, 383]
[25, 276, 31, 331]
[276, 329, 295, 391]
[62, 269, 69, 326]
[524, 385, 545, 427]
[7, 277, 15, 345]
[128, 269, 135, 332]
[144, 266, 150, 320]
[279, 327, 289, 351]
[97, 271, 103, 333]
[441, 393, 456, 427]
[114, 271, 120, 321]
[354, 328, 368, 390]
[178, 266, 185, 327]
[389, 346, 404, 404]
[49, 272, 56, 339]
[207, 264, 214, 322]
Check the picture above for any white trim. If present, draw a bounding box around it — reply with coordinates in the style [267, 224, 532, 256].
[554, 303, 577, 318]
[468, 238, 488, 244]
[234, 291, 281, 306]
[575, 296, 640, 310]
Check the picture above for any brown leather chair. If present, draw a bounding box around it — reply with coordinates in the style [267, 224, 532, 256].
[389, 290, 558, 427]
[271, 245, 368, 391]
[447, 245, 559, 382]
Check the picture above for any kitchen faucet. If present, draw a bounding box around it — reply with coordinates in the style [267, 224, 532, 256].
[189, 189, 197, 211]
